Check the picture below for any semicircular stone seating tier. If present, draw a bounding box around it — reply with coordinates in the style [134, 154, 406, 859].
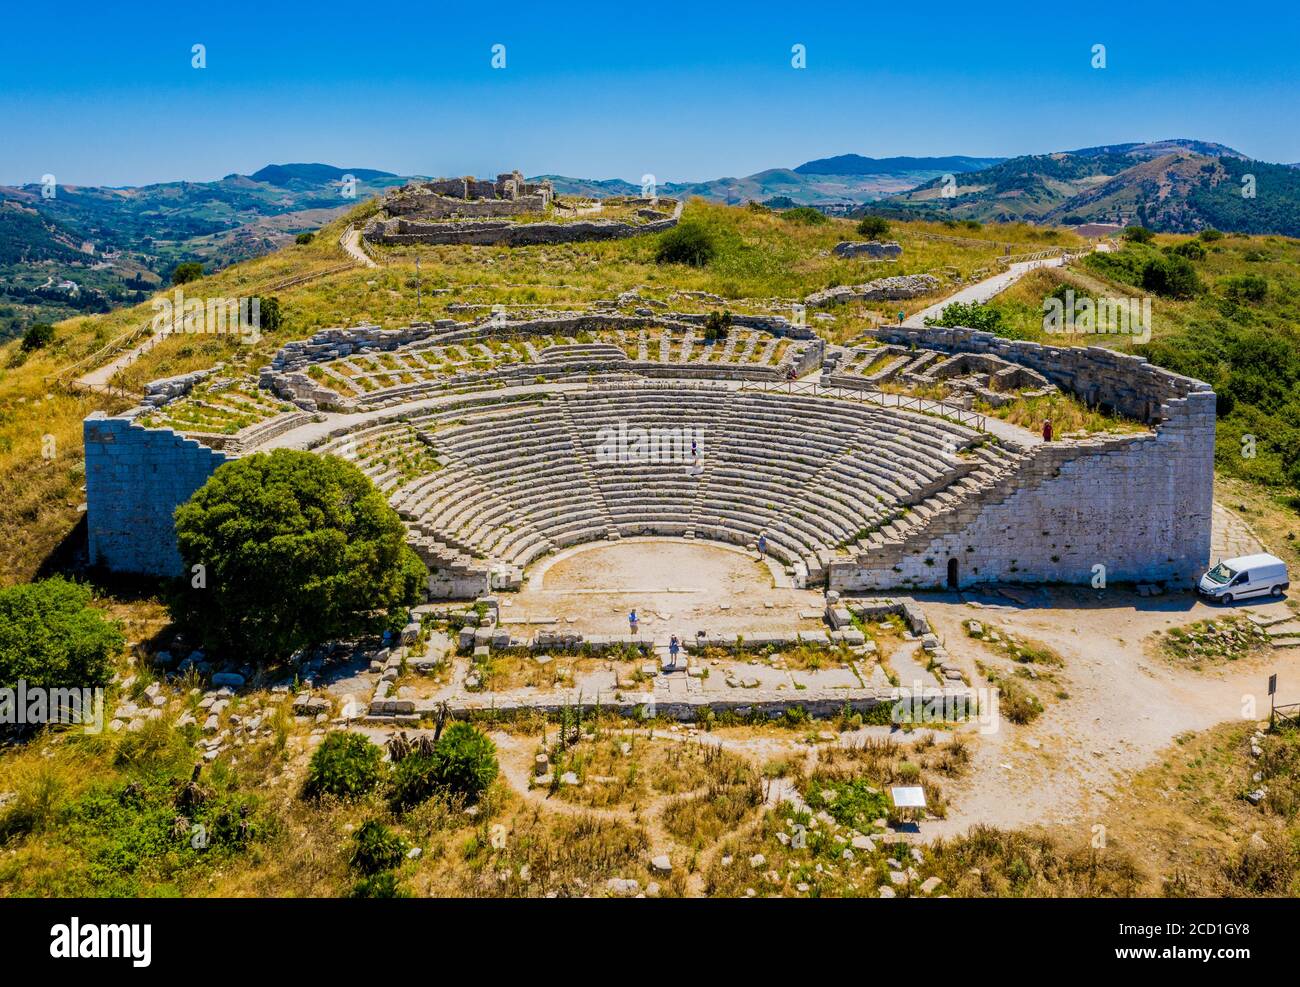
[311, 382, 1026, 590]
[285, 327, 798, 411]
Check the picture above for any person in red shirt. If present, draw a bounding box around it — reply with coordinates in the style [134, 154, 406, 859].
[1042, 419, 1053, 442]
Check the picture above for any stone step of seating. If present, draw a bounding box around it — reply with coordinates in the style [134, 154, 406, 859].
[342, 378, 1021, 592]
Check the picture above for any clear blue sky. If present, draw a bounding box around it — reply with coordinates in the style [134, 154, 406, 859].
[3, 0, 1297, 187]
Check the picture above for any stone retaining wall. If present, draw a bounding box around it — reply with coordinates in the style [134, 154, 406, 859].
[84, 412, 231, 575]
[871, 325, 1212, 424]
[829, 390, 1216, 590]
[805, 273, 941, 307]
[365, 198, 682, 247]
[365, 685, 974, 725]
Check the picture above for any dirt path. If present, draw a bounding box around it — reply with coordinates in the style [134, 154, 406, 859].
[903, 256, 1066, 328]
[917, 587, 1299, 840]
[67, 225, 369, 397]
[340, 225, 379, 268]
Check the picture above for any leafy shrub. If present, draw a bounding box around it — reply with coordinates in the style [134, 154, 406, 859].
[805, 777, 891, 828]
[389, 753, 442, 810]
[389, 723, 498, 809]
[655, 221, 716, 267]
[1140, 254, 1200, 298]
[1222, 273, 1268, 304]
[20, 322, 54, 352]
[349, 820, 407, 874]
[702, 309, 731, 341]
[295, 231, 315, 244]
[1198, 227, 1224, 242]
[1123, 225, 1155, 244]
[428, 722, 498, 799]
[171, 262, 203, 285]
[925, 300, 1005, 333]
[253, 295, 282, 333]
[304, 732, 385, 801]
[349, 871, 411, 898]
[172, 449, 425, 663]
[0, 577, 122, 691]
[1167, 239, 1206, 260]
[781, 206, 828, 225]
[856, 215, 891, 239]
[0, 767, 260, 895]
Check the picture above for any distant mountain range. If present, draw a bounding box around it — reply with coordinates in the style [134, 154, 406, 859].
[543, 141, 1300, 235]
[793, 154, 1004, 175]
[0, 163, 410, 337]
[2, 144, 1298, 338]
[1, 162, 405, 272]
[886, 139, 1300, 233]
[541, 154, 1001, 206]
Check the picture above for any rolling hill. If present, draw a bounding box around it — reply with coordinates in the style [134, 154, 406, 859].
[888, 140, 1300, 235]
[544, 154, 999, 206]
[794, 153, 1003, 175]
[0, 166, 411, 337]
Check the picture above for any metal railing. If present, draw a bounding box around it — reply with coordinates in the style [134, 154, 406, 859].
[995, 247, 1066, 267]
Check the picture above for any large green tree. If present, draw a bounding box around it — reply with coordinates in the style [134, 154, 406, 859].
[0, 578, 123, 690]
[172, 449, 426, 663]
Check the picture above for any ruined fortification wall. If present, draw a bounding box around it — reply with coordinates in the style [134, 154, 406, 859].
[830, 331, 1217, 591]
[84, 412, 231, 576]
[366, 211, 679, 247]
[871, 325, 1210, 423]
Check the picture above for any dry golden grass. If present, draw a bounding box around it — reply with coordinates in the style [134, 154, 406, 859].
[982, 390, 1149, 436]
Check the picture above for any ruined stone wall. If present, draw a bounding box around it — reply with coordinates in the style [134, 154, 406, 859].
[366, 211, 679, 247]
[805, 273, 941, 307]
[84, 412, 231, 576]
[265, 322, 458, 374]
[828, 389, 1217, 591]
[872, 325, 1211, 423]
[389, 195, 547, 220]
[832, 240, 903, 260]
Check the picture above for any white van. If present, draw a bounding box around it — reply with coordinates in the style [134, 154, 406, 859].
[1198, 553, 1290, 604]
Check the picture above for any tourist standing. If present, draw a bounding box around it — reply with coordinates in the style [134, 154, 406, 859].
[757, 532, 767, 560]
[1042, 418, 1053, 443]
[629, 609, 638, 636]
[669, 634, 680, 669]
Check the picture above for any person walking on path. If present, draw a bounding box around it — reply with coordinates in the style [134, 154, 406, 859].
[1041, 418, 1053, 443]
[668, 634, 680, 670]
[629, 609, 639, 636]
[757, 532, 768, 560]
